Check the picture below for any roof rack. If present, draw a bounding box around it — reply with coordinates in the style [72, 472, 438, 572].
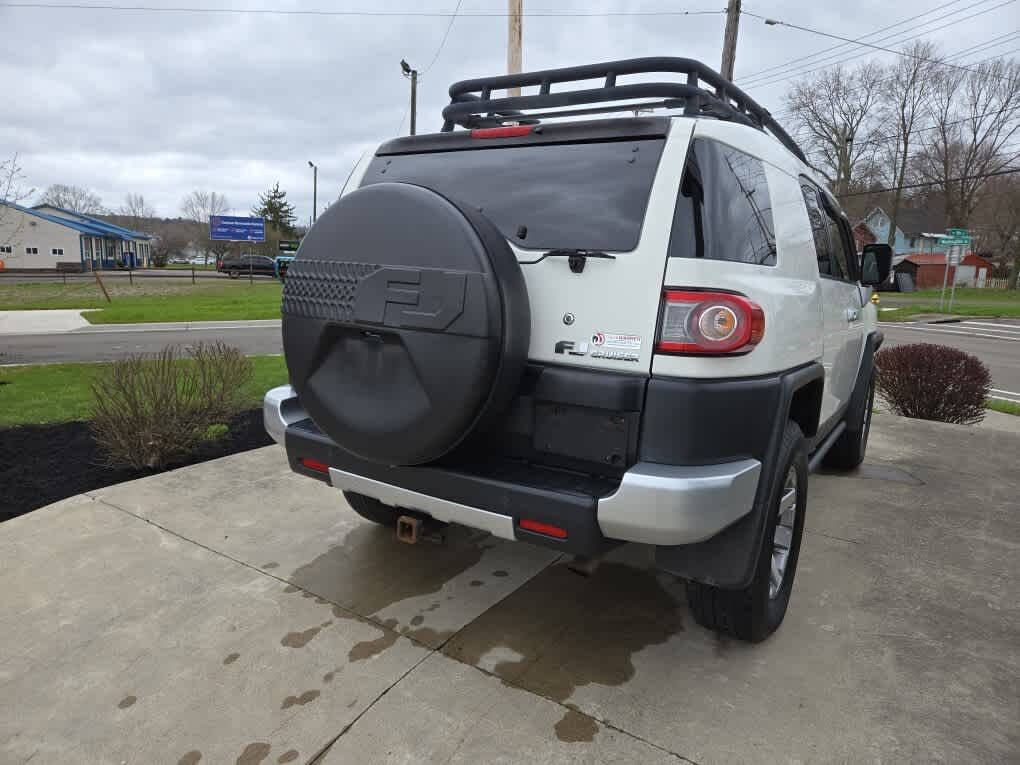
[441, 57, 807, 164]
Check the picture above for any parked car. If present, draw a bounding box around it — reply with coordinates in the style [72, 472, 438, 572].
[216, 254, 276, 278]
[264, 58, 892, 643]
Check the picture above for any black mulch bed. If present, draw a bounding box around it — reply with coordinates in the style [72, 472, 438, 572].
[1, 409, 273, 523]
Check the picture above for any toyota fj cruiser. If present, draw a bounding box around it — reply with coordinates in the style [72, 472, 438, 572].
[264, 58, 892, 643]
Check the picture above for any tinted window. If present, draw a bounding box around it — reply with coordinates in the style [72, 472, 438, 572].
[800, 182, 845, 279]
[669, 139, 776, 266]
[361, 139, 665, 252]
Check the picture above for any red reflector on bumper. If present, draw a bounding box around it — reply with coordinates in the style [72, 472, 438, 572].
[299, 457, 329, 474]
[471, 126, 533, 139]
[519, 519, 568, 539]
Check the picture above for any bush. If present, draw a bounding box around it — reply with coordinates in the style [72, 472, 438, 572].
[875, 343, 990, 425]
[89, 342, 253, 470]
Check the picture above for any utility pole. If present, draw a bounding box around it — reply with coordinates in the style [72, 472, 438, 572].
[307, 160, 318, 224]
[401, 59, 418, 135]
[720, 0, 741, 80]
[508, 0, 522, 96]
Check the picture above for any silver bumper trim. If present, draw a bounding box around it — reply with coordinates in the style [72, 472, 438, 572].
[263, 385, 307, 445]
[597, 459, 761, 545]
[328, 467, 516, 541]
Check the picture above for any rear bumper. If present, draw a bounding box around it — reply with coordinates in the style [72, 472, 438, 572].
[264, 384, 760, 550]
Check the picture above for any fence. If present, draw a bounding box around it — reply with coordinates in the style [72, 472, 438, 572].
[0, 265, 276, 287]
[984, 278, 1010, 290]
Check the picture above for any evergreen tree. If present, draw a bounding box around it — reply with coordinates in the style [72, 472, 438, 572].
[252, 182, 297, 236]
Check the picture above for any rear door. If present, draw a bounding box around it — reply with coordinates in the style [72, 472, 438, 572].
[800, 180, 864, 426]
[359, 118, 693, 374]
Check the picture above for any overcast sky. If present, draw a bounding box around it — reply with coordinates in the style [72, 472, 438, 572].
[1, 0, 1015, 224]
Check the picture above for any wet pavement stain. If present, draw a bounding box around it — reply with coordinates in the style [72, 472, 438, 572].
[281, 689, 320, 710]
[470, 580, 484, 587]
[410, 615, 424, 626]
[236, 742, 272, 765]
[281, 626, 322, 648]
[554, 708, 600, 743]
[444, 562, 685, 735]
[223, 652, 241, 665]
[492, 570, 509, 578]
[277, 751, 299, 764]
[323, 669, 341, 683]
[117, 695, 136, 709]
[285, 523, 488, 618]
[348, 619, 400, 661]
[177, 751, 202, 765]
[263, 562, 280, 570]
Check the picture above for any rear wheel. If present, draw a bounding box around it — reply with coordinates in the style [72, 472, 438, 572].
[343, 491, 401, 527]
[823, 372, 874, 470]
[686, 421, 808, 643]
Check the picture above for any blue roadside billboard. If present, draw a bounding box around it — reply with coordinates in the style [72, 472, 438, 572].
[210, 215, 266, 242]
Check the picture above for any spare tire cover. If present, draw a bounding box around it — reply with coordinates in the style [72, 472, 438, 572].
[282, 182, 530, 466]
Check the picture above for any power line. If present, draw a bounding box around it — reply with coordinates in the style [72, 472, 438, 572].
[738, 0, 970, 83]
[0, 3, 727, 17]
[842, 166, 1020, 196]
[421, 0, 463, 74]
[740, 1, 1018, 89]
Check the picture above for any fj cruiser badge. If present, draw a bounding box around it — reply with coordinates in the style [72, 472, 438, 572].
[554, 340, 588, 356]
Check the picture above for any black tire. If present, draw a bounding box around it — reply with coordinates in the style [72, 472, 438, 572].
[343, 491, 401, 527]
[227, 269, 239, 279]
[686, 421, 808, 643]
[823, 372, 875, 470]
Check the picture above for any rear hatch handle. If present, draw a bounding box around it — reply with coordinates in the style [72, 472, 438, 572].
[519, 248, 616, 273]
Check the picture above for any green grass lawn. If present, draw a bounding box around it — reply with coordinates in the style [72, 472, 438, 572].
[878, 288, 1020, 320]
[987, 399, 1020, 417]
[0, 280, 282, 323]
[0, 355, 288, 427]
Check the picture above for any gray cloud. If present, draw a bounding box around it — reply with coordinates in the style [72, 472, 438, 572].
[1, 0, 1009, 222]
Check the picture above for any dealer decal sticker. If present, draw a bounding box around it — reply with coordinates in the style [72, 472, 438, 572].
[590, 332, 641, 362]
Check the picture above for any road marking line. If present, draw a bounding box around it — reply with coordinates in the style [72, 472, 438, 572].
[962, 321, 1020, 330]
[884, 324, 1019, 341]
[990, 388, 1020, 397]
[952, 325, 1020, 336]
[990, 394, 1020, 404]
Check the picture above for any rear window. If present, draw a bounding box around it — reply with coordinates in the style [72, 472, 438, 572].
[668, 138, 776, 266]
[361, 139, 666, 252]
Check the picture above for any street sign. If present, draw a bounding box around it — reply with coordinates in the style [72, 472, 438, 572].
[209, 215, 266, 242]
[937, 227, 971, 248]
[278, 240, 300, 253]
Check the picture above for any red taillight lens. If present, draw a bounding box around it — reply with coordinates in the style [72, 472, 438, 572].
[299, 457, 330, 474]
[470, 126, 534, 139]
[657, 290, 764, 355]
[518, 519, 568, 539]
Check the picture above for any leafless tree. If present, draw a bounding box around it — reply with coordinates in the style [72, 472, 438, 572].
[149, 220, 189, 268]
[915, 57, 1020, 228]
[786, 62, 884, 199]
[0, 152, 35, 249]
[878, 41, 941, 247]
[38, 183, 106, 215]
[180, 190, 230, 265]
[971, 174, 1020, 288]
[117, 193, 155, 232]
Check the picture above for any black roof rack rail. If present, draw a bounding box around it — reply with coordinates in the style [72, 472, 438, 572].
[441, 57, 807, 164]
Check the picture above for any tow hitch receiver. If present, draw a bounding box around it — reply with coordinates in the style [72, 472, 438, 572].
[397, 515, 422, 544]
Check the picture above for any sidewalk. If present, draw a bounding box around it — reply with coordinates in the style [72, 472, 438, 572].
[2, 413, 1017, 764]
[0, 310, 281, 336]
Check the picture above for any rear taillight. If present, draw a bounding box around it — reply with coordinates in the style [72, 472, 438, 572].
[470, 126, 534, 139]
[299, 457, 330, 474]
[656, 289, 764, 355]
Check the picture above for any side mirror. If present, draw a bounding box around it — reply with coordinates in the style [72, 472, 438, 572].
[861, 243, 892, 286]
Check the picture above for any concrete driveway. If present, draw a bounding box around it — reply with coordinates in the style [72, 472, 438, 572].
[1, 414, 1017, 764]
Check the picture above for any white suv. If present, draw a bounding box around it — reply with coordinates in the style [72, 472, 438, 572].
[264, 58, 892, 643]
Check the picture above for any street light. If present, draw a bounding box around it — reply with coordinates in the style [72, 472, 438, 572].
[401, 59, 418, 136]
[308, 160, 318, 224]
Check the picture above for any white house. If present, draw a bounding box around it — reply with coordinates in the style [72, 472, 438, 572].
[0, 201, 152, 270]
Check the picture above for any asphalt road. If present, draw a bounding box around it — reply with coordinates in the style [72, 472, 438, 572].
[0, 320, 283, 365]
[881, 318, 1020, 403]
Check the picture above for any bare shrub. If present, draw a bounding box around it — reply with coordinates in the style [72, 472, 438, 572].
[89, 342, 253, 470]
[875, 343, 990, 425]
